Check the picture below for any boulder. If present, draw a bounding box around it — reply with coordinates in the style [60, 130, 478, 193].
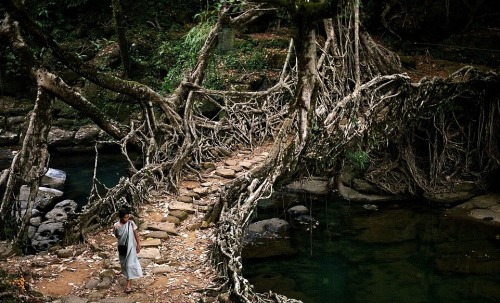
[45, 208, 69, 222]
[244, 218, 290, 243]
[32, 221, 65, 251]
[337, 180, 399, 202]
[287, 205, 309, 216]
[41, 168, 67, 190]
[286, 177, 329, 195]
[19, 185, 64, 212]
[74, 124, 100, 145]
[48, 127, 75, 147]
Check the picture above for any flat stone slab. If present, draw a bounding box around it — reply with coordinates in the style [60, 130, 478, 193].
[224, 159, 238, 166]
[201, 182, 213, 187]
[178, 195, 193, 203]
[239, 161, 253, 169]
[226, 165, 243, 172]
[147, 231, 170, 239]
[169, 210, 188, 220]
[96, 294, 147, 303]
[193, 187, 209, 196]
[215, 168, 236, 179]
[147, 223, 178, 235]
[142, 239, 162, 247]
[169, 202, 195, 213]
[62, 296, 88, 303]
[151, 265, 174, 274]
[137, 247, 161, 259]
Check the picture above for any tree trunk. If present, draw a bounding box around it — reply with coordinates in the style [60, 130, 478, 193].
[112, 0, 131, 77]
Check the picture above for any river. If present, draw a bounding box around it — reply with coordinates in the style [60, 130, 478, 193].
[244, 193, 500, 303]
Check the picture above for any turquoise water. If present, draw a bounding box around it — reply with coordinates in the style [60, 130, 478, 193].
[49, 153, 130, 209]
[244, 194, 500, 303]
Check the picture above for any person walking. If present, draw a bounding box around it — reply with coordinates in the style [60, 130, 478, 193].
[113, 208, 143, 293]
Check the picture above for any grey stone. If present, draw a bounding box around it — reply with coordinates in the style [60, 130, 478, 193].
[62, 296, 88, 303]
[338, 181, 399, 202]
[139, 258, 152, 268]
[74, 124, 100, 145]
[169, 210, 188, 220]
[56, 249, 73, 258]
[41, 168, 66, 190]
[147, 231, 170, 239]
[147, 222, 178, 235]
[151, 265, 174, 274]
[286, 177, 329, 195]
[137, 247, 161, 259]
[27, 226, 37, 238]
[424, 190, 477, 205]
[287, 205, 309, 215]
[96, 294, 147, 303]
[470, 209, 500, 223]
[30, 216, 42, 227]
[48, 127, 75, 147]
[142, 239, 161, 247]
[54, 199, 78, 213]
[45, 208, 68, 222]
[85, 279, 100, 289]
[164, 215, 180, 225]
[32, 221, 65, 251]
[456, 194, 500, 210]
[19, 185, 64, 212]
[178, 195, 193, 203]
[96, 277, 112, 290]
[248, 218, 289, 234]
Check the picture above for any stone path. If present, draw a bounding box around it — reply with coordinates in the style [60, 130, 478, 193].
[0, 144, 272, 303]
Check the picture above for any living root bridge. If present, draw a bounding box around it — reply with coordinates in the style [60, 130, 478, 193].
[210, 67, 500, 303]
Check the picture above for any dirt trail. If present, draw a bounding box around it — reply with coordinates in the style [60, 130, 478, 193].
[1, 143, 273, 303]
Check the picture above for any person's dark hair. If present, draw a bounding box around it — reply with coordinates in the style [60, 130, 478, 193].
[118, 209, 129, 219]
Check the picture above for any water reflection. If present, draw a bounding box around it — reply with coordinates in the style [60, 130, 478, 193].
[244, 194, 500, 303]
[49, 152, 130, 209]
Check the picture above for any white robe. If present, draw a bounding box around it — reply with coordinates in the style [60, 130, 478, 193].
[114, 220, 143, 279]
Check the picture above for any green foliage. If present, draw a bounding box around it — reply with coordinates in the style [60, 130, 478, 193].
[217, 40, 267, 71]
[345, 149, 370, 171]
[160, 19, 215, 93]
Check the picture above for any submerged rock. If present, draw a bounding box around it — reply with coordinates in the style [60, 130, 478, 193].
[448, 194, 500, 224]
[287, 205, 309, 215]
[286, 177, 329, 195]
